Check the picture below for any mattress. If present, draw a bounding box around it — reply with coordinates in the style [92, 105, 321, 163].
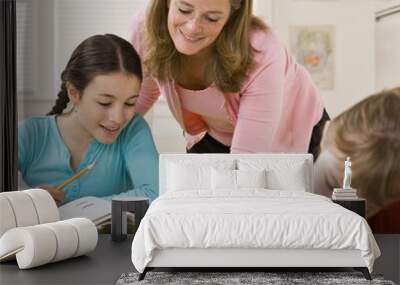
[131, 190, 380, 273]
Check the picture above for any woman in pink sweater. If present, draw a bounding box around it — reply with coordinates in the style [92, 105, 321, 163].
[129, 0, 328, 157]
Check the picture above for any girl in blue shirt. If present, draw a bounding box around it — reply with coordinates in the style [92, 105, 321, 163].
[18, 34, 159, 205]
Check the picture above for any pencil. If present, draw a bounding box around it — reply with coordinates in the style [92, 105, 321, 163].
[55, 162, 96, 191]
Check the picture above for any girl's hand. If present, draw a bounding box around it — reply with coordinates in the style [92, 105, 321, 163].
[38, 185, 65, 206]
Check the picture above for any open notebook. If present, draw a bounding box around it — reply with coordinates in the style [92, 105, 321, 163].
[58, 196, 135, 233]
[59, 197, 111, 226]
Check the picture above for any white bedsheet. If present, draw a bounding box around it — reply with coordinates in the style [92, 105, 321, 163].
[131, 190, 380, 273]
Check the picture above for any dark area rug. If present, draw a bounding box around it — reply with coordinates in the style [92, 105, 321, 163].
[116, 271, 396, 285]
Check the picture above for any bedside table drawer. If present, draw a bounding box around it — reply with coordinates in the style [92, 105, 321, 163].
[332, 199, 366, 218]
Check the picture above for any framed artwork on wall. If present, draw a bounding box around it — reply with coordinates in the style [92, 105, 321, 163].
[289, 25, 335, 90]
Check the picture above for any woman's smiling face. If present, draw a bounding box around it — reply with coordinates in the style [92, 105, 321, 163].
[167, 0, 231, 56]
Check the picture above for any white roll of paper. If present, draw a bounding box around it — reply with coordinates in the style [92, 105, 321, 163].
[42, 221, 79, 262]
[0, 226, 57, 269]
[64, 218, 98, 257]
[24, 189, 59, 223]
[0, 196, 17, 237]
[1, 191, 39, 227]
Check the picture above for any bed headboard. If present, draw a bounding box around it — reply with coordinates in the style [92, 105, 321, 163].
[159, 154, 314, 195]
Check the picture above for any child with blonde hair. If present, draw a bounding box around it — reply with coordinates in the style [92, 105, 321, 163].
[314, 87, 400, 232]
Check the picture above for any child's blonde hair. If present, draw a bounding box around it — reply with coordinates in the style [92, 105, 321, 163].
[325, 87, 400, 208]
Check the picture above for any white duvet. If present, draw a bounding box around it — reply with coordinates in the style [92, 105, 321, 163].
[131, 190, 380, 273]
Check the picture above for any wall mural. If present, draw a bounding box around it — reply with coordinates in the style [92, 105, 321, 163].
[290, 25, 335, 90]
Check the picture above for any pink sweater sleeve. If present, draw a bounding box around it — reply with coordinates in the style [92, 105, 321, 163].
[230, 33, 286, 153]
[128, 10, 160, 116]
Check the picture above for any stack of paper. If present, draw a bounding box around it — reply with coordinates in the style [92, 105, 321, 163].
[332, 188, 358, 200]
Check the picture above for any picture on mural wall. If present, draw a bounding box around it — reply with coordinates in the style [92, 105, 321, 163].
[290, 25, 335, 90]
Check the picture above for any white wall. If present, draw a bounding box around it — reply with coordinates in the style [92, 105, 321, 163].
[375, 0, 400, 11]
[53, 0, 147, 92]
[266, 0, 376, 117]
[253, 0, 273, 24]
[375, 4, 400, 90]
[16, 0, 38, 120]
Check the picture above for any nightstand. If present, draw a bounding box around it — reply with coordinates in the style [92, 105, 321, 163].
[332, 198, 366, 218]
[111, 197, 149, 242]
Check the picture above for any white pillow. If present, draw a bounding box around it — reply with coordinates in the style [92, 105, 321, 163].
[267, 168, 307, 191]
[166, 159, 236, 192]
[167, 162, 210, 191]
[237, 159, 308, 191]
[211, 168, 236, 190]
[236, 169, 267, 189]
[211, 169, 268, 190]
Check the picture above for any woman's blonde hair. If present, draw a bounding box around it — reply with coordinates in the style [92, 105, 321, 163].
[143, 0, 267, 93]
[325, 87, 400, 208]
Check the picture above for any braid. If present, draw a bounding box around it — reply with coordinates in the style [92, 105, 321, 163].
[47, 82, 70, 115]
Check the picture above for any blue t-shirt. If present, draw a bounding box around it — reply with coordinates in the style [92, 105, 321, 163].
[18, 114, 159, 204]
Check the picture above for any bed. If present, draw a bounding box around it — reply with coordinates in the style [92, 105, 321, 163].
[131, 154, 380, 280]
